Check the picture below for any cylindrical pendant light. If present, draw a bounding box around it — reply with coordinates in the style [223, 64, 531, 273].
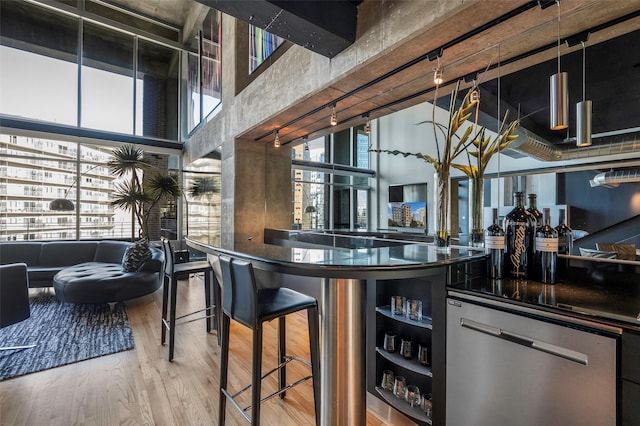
[550, 71, 568, 130]
[576, 40, 592, 147]
[576, 100, 592, 147]
[550, 1, 568, 130]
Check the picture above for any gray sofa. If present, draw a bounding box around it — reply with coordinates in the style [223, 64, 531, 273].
[0, 240, 163, 304]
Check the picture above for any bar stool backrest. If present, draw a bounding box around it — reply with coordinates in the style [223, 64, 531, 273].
[161, 238, 174, 277]
[218, 256, 258, 328]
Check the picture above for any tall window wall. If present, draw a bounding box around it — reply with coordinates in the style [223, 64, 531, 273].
[0, 133, 183, 241]
[292, 125, 373, 231]
[183, 10, 222, 136]
[0, 1, 221, 143]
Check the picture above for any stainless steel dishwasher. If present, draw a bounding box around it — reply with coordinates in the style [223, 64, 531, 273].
[446, 291, 621, 426]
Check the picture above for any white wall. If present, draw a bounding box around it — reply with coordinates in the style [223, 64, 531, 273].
[371, 98, 635, 233]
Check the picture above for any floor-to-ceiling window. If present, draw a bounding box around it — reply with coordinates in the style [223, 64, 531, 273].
[0, 133, 183, 241]
[0, 1, 218, 241]
[291, 124, 374, 231]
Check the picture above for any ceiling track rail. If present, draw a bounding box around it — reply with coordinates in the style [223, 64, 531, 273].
[281, 7, 640, 145]
[254, 0, 547, 142]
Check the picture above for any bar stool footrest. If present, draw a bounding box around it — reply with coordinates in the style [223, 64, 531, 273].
[224, 355, 314, 420]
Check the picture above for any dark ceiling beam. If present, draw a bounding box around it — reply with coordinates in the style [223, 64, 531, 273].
[194, 0, 358, 58]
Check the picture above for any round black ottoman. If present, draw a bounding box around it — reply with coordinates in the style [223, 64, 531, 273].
[53, 262, 162, 304]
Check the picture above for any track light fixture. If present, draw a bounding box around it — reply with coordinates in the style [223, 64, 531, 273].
[469, 82, 480, 103]
[330, 104, 338, 126]
[576, 39, 592, 147]
[550, 0, 568, 130]
[433, 56, 444, 85]
[274, 130, 280, 148]
[361, 113, 371, 134]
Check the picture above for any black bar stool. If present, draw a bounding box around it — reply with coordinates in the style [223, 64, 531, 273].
[161, 238, 220, 361]
[216, 255, 320, 425]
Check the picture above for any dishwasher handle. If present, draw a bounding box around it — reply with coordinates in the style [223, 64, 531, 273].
[460, 318, 589, 366]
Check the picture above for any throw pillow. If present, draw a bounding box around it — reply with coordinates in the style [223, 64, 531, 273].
[122, 239, 152, 272]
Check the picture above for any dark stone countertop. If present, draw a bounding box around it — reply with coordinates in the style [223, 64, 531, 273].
[186, 234, 486, 280]
[449, 261, 640, 331]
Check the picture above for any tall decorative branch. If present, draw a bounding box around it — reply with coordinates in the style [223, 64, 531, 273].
[370, 81, 484, 249]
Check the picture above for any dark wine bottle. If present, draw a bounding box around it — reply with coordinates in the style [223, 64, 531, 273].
[485, 208, 504, 279]
[535, 208, 558, 284]
[527, 193, 543, 228]
[555, 208, 573, 255]
[505, 192, 535, 279]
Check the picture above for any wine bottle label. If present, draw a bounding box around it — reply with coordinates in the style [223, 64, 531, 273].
[485, 235, 505, 250]
[535, 237, 558, 252]
[508, 224, 528, 277]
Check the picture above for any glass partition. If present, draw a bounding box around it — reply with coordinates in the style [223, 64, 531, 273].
[183, 152, 221, 246]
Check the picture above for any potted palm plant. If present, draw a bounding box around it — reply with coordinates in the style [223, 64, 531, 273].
[108, 145, 182, 241]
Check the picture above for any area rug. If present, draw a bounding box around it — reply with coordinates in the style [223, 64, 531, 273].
[0, 293, 134, 381]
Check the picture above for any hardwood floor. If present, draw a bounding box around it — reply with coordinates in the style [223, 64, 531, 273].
[0, 276, 416, 425]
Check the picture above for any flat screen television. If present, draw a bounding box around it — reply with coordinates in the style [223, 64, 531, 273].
[387, 183, 427, 231]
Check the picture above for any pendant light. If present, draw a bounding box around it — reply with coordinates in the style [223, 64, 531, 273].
[330, 104, 338, 126]
[550, 0, 568, 130]
[274, 130, 281, 148]
[576, 40, 592, 147]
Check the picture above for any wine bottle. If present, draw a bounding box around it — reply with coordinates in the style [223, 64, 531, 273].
[505, 192, 535, 279]
[535, 208, 558, 284]
[555, 208, 573, 255]
[485, 208, 505, 279]
[527, 193, 543, 228]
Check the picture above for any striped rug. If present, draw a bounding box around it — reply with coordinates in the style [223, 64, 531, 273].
[0, 293, 134, 381]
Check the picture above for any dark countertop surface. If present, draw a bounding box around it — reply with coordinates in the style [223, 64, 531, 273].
[186, 234, 486, 280]
[449, 267, 640, 332]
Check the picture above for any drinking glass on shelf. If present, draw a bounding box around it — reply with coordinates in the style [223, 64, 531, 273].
[400, 338, 413, 359]
[421, 393, 433, 418]
[393, 375, 407, 399]
[380, 370, 394, 391]
[406, 299, 423, 321]
[383, 332, 397, 352]
[405, 385, 421, 407]
[391, 296, 406, 316]
[417, 344, 429, 366]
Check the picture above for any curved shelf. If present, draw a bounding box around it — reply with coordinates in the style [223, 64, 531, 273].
[376, 347, 432, 377]
[376, 306, 433, 329]
[375, 386, 432, 425]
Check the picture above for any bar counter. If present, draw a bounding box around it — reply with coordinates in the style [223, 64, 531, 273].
[186, 234, 485, 426]
[449, 255, 640, 332]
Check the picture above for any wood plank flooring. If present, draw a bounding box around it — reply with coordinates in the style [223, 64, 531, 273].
[0, 276, 416, 425]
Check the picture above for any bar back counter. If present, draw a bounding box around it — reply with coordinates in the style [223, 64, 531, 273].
[187, 229, 640, 426]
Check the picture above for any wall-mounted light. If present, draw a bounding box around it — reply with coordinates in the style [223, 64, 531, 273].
[330, 103, 338, 126]
[550, 0, 568, 130]
[576, 39, 592, 147]
[274, 130, 281, 148]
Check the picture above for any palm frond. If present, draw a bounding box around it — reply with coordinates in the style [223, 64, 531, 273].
[107, 145, 150, 178]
